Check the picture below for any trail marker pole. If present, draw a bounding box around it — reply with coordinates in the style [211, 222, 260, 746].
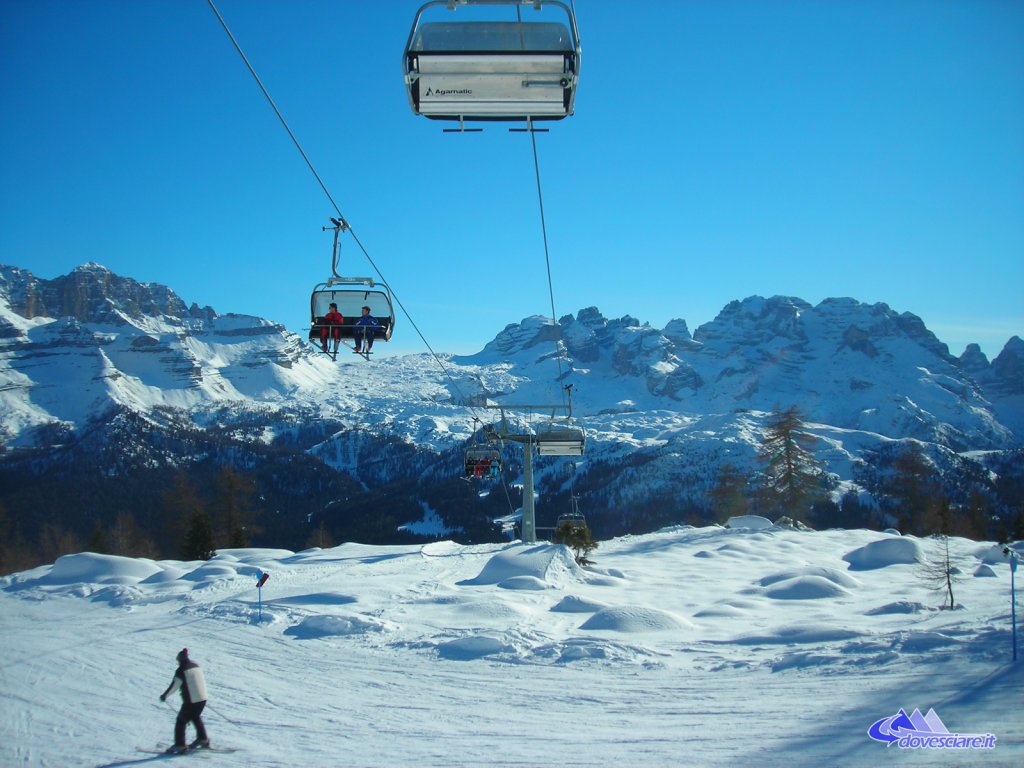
[255, 569, 270, 623]
[1006, 548, 1018, 662]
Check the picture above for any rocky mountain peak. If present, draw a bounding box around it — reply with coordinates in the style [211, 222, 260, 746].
[693, 295, 812, 349]
[991, 336, 1024, 396]
[959, 343, 990, 375]
[1, 263, 190, 325]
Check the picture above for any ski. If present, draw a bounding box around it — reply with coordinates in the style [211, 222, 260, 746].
[138, 745, 237, 756]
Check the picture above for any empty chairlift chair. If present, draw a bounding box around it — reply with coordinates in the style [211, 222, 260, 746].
[404, 0, 581, 123]
[534, 423, 585, 456]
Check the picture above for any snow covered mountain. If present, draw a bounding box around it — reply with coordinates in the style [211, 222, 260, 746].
[0, 262, 334, 441]
[476, 297, 1021, 451]
[0, 263, 1021, 550]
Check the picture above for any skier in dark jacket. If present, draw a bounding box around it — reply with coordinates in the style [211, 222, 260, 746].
[160, 648, 210, 753]
[354, 305, 381, 355]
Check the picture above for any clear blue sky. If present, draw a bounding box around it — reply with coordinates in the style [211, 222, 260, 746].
[2, 0, 1022, 360]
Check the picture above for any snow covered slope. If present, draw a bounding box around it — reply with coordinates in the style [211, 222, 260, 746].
[2, 526, 1021, 766]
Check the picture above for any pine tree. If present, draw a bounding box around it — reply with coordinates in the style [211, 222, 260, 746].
[87, 518, 109, 554]
[554, 519, 597, 565]
[708, 463, 749, 524]
[757, 406, 822, 525]
[182, 511, 215, 561]
[304, 520, 335, 550]
[882, 443, 947, 536]
[212, 467, 255, 549]
[160, 472, 206, 557]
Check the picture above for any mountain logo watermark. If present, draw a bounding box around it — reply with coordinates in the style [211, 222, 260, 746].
[868, 708, 996, 750]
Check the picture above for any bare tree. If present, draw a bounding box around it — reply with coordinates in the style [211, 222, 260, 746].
[920, 533, 963, 610]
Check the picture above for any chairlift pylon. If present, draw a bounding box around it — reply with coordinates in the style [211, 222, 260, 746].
[403, 0, 581, 123]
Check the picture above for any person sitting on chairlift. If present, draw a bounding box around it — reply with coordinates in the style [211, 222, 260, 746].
[354, 305, 381, 355]
[321, 302, 344, 358]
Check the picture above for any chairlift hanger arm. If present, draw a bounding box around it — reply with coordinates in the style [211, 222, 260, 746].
[322, 217, 350, 278]
[480, 403, 569, 413]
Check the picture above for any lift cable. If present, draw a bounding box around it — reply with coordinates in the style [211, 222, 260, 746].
[206, 0, 478, 414]
[527, 126, 569, 414]
[207, 0, 344, 225]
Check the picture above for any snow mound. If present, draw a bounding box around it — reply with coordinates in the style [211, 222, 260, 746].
[762, 576, 852, 600]
[896, 631, 961, 653]
[438, 635, 516, 660]
[272, 592, 358, 606]
[420, 541, 462, 557]
[694, 602, 749, 618]
[284, 614, 390, 639]
[580, 606, 691, 632]
[498, 576, 549, 591]
[977, 542, 1023, 565]
[451, 599, 529, 621]
[218, 548, 296, 563]
[181, 562, 238, 583]
[714, 541, 766, 558]
[550, 595, 608, 613]
[731, 625, 862, 645]
[725, 515, 773, 530]
[140, 566, 186, 584]
[759, 567, 861, 590]
[459, 544, 583, 587]
[864, 601, 928, 616]
[842, 537, 922, 570]
[44, 553, 162, 585]
[545, 638, 659, 664]
[974, 564, 998, 578]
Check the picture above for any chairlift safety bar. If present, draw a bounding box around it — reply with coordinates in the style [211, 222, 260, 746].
[406, 0, 582, 57]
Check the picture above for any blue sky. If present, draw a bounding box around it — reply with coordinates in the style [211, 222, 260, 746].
[1, 0, 1022, 360]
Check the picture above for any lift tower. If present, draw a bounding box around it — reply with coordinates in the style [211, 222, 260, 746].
[484, 400, 584, 543]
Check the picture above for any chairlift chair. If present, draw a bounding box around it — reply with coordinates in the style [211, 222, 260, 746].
[554, 494, 587, 541]
[464, 418, 502, 478]
[464, 446, 502, 479]
[404, 0, 581, 123]
[309, 278, 395, 350]
[308, 218, 395, 359]
[535, 423, 585, 456]
[556, 507, 586, 529]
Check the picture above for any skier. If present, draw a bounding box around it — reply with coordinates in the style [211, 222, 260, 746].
[159, 648, 210, 753]
[353, 305, 381, 355]
[320, 302, 344, 360]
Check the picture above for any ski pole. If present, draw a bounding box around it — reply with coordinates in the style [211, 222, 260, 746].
[204, 703, 239, 726]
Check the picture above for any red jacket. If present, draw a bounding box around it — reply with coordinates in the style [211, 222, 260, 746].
[323, 310, 344, 325]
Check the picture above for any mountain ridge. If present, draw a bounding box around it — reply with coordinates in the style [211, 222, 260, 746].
[1, 263, 1021, 565]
